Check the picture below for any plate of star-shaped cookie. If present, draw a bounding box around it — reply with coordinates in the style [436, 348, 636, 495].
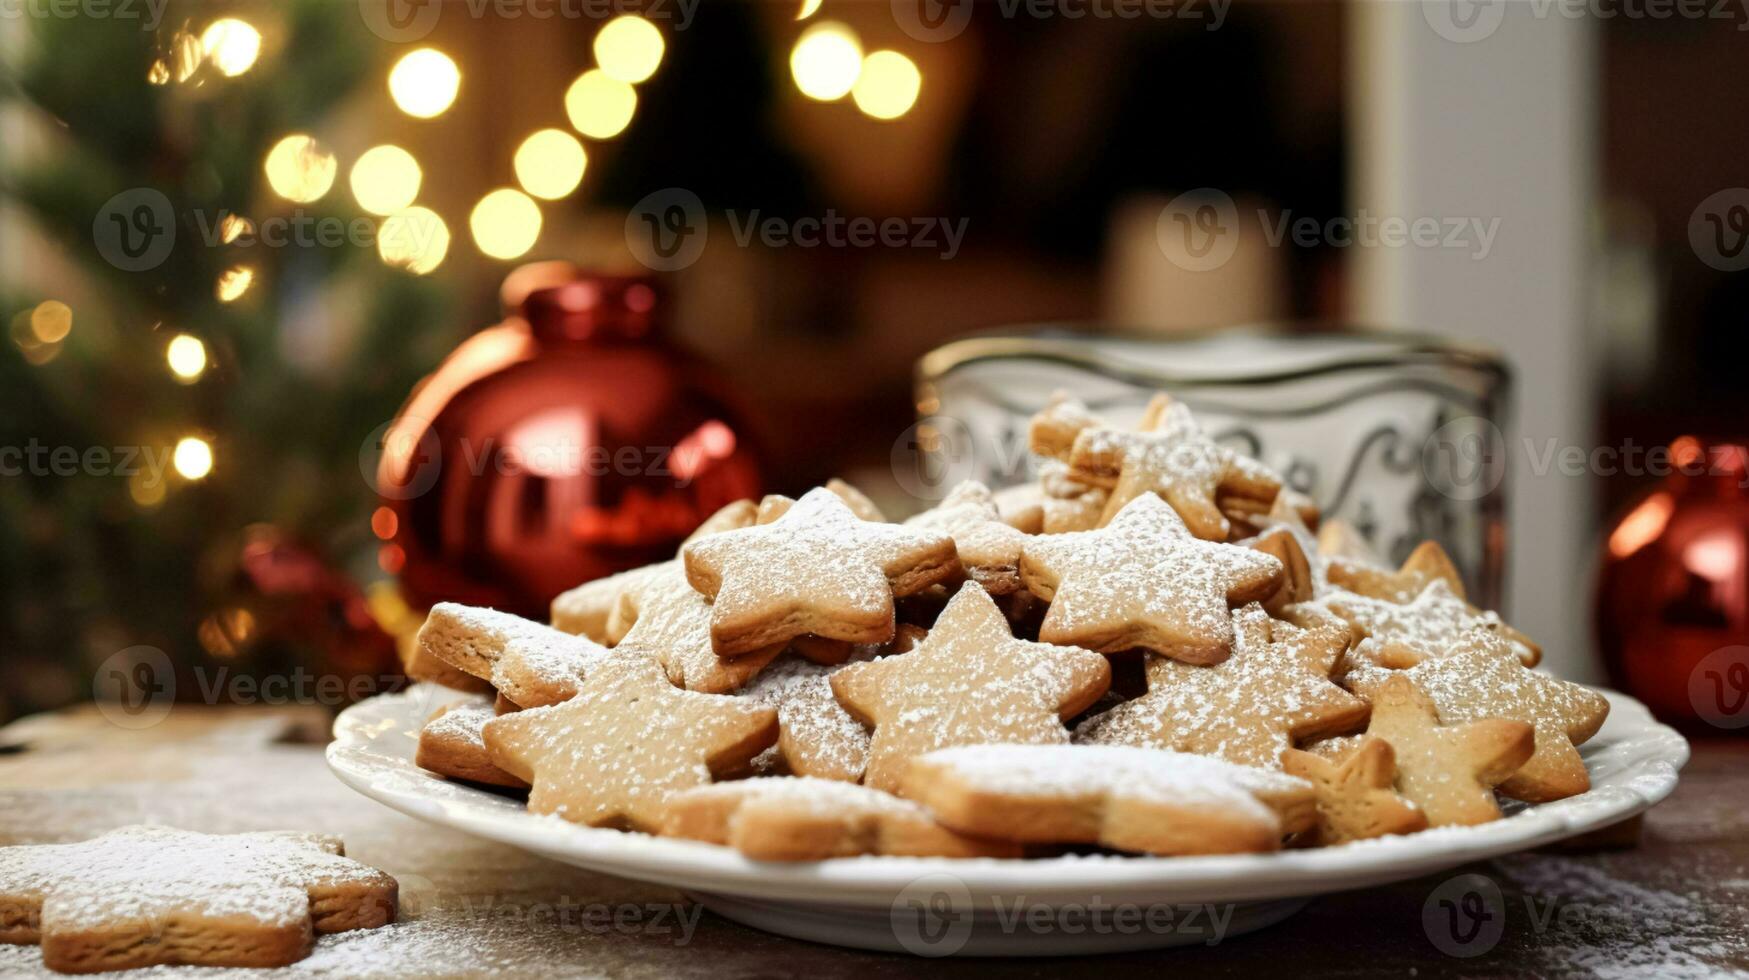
[330, 399, 1690, 957]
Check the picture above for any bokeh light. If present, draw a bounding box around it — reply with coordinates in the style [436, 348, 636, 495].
[166, 334, 208, 382]
[350, 145, 422, 215]
[263, 134, 336, 203]
[564, 70, 637, 139]
[170, 30, 202, 83]
[388, 49, 460, 119]
[470, 189, 542, 260]
[29, 301, 72, 344]
[790, 22, 862, 101]
[128, 468, 166, 508]
[852, 51, 921, 120]
[215, 266, 254, 302]
[797, 0, 822, 19]
[514, 129, 587, 200]
[219, 214, 253, 244]
[594, 16, 664, 84]
[378, 206, 451, 275]
[173, 437, 214, 480]
[200, 18, 261, 77]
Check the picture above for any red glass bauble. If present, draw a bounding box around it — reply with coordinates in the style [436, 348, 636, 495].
[1595, 437, 1749, 731]
[377, 269, 763, 619]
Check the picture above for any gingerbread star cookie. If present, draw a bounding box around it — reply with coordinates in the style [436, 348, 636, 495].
[902, 744, 1315, 856]
[1332, 673, 1535, 826]
[990, 481, 1046, 533]
[831, 582, 1111, 792]
[1327, 539, 1466, 604]
[682, 488, 958, 655]
[1343, 630, 1609, 802]
[904, 480, 1028, 594]
[1076, 604, 1368, 769]
[1019, 494, 1284, 664]
[1319, 579, 1541, 668]
[1281, 736, 1426, 844]
[660, 778, 1019, 860]
[0, 826, 396, 973]
[612, 560, 783, 693]
[1038, 461, 1109, 533]
[418, 603, 613, 708]
[482, 655, 777, 831]
[1248, 523, 1317, 613]
[416, 701, 528, 788]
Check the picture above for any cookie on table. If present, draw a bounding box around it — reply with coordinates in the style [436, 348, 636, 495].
[902, 744, 1315, 856]
[416, 702, 528, 789]
[612, 560, 784, 693]
[1327, 673, 1534, 827]
[1019, 493, 1284, 665]
[418, 603, 613, 708]
[1316, 579, 1542, 669]
[831, 582, 1111, 792]
[660, 778, 1019, 860]
[1076, 603, 1369, 769]
[682, 488, 959, 655]
[0, 826, 396, 973]
[1281, 736, 1426, 845]
[1343, 630, 1608, 802]
[903, 480, 1028, 594]
[482, 655, 777, 831]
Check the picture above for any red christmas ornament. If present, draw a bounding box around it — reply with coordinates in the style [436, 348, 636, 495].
[1596, 436, 1749, 732]
[376, 267, 763, 619]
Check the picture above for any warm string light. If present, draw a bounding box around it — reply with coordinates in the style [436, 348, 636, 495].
[388, 48, 460, 119]
[852, 51, 921, 120]
[470, 189, 542, 260]
[350, 145, 422, 215]
[791, 22, 862, 101]
[263, 134, 336, 203]
[173, 437, 214, 480]
[565, 69, 637, 140]
[215, 266, 254, 302]
[514, 129, 587, 200]
[200, 19, 261, 77]
[379, 206, 451, 274]
[797, 0, 823, 19]
[594, 15, 665, 83]
[166, 334, 208, 382]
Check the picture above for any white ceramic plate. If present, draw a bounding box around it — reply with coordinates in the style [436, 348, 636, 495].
[328, 685, 1689, 956]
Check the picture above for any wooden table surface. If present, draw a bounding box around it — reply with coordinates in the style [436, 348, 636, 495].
[1, 706, 1746, 979]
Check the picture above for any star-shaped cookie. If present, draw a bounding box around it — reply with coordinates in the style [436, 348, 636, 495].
[1343, 629, 1609, 802]
[1281, 736, 1426, 844]
[1075, 603, 1369, 768]
[1327, 539, 1466, 604]
[903, 480, 1028, 594]
[1019, 494, 1284, 664]
[1336, 673, 1535, 826]
[612, 560, 783, 693]
[482, 655, 777, 831]
[1320, 579, 1541, 668]
[418, 603, 614, 708]
[830, 582, 1111, 792]
[682, 488, 958, 655]
[416, 701, 527, 788]
[0, 826, 396, 973]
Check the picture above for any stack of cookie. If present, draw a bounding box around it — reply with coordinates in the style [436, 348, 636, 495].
[407, 392, 1609, 859]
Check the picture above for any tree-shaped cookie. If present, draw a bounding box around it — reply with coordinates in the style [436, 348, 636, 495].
[482, 655, 777, 831]
[1281, 737, 1427, 844]
[902, 744, 1315, 855]
[903, 480, 1028, 594]
[1340, 674, 1534, 826]
[1320, 579, 1542, 668]
[1076, 604, 1369, 768]
[1019, 494, 1284, 664]
[0, 825, 396, 973]
[418, 603, 613, 708]
[613, 560, 784, 693]
[682, 488, 958, 655]
[831, 582, 1111, 792]
[1343, 630, 1609, 802]
[660, 777, 1019, 860]
[1326, 539, 1466, 604]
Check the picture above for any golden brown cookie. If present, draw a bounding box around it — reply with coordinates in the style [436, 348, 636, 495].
[682, 487, 959, 655]
[825, 477, 889, 522]
[990, 482, 1046, 533]
[482, 655, 777, 831]
[660, 778, 1019, 860]
[1281, 736, 1426, 844]
[744, 649, 881, 782]
[415, 702, 528, 788]
[680, 498, 760, 547]
[903, 480, 1028, 594]
[1337, 673, 1534, 827]
[418, 603, 613, 708]
[1038, 462, 1109, 533]
[1025, 391, 1104, 462]
[831, 582, 1111, 792]
[1315, 518, 1380, 564]
[1343, 630, 1609, 802]
[1249, 524, 1316, 613]
[1019, 494, 1284, 664]
[1327, 539, 1466, 603]
[902, 744, 1315, 856]
[612, 560, 783, 692]
[399, 620, 494, 694]
[0, 826, 396, 973]
[1319, 580, 1541, 668]
[1076, 604, 1368, 768]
